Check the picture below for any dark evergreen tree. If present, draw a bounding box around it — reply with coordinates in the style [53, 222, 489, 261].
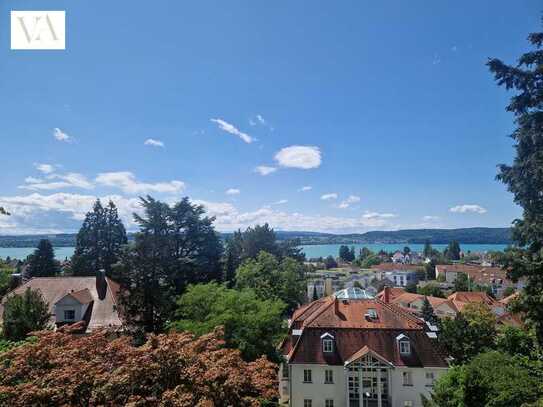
[311, 284, 318, 301]
[421, 297, 439, 326]
[115, 196, 223, 332]
[488, 24, 543, 346]
[324, 255, 338, 269]
[446, 240, 461, 261]
[423, 239, 433, 258]
[71, 200, 127, 276]
[339, 245, 353, 262]
[403, 246, 411, 256]
[26, 239, 59, 278]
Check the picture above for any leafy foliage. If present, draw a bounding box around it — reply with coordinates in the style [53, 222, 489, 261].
[26, 239, 59, 278]
[0, 327, 278, 406]
[421, 297, 439, 326]
[169, 283, 286, 361]
[417, 283, 444, 298]
[114, 196, 223, 333]
[71, 199, 127, 276]
[2, 288, 51, 341]
[339, 245, 355, 262]
[430, 351, 543, 407]
[439, 303, 497, 364]
[488, 25, 543, 346]
[235, 251, 306, 313]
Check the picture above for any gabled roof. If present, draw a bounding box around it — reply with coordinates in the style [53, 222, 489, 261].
[376, 287, 406, 302]
[59, 288, 93, 304]
[344, 345, 393, 366]
[0, 277, 122, 332]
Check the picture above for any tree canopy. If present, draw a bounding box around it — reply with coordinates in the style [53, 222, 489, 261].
[169, 282, 286, 361]
[26, 239, 59, 278]
[488, 25, 543, 346]
[71, 199, 127, 276]
[114, 196, 223, 333]
[235, 251, 306, 313]
[0, 327, 278, 406]
[2, 288, 51, 341]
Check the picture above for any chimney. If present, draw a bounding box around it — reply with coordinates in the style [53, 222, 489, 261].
[96, 268, 107, 300]
[334, 296, 339, 315]
[383, 286, 391, 304]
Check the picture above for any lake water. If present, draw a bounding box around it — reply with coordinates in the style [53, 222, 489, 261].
[0, 243, 509, 261]
[300, 243, 509, 259]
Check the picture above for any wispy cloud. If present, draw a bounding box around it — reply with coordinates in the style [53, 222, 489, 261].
[321, 193, 338, 201]
[254, 166, 277, 176]
[422, 215, 440, 221]
[53, 127, 72, 143]
[272, 199, 288, 205]
[449, 204, 487, 214]
[225, 188, 240, 195]
[144, 138, 165, 147]
[362, 211, 397, 219]
[34, 163, 55, 174]
[274, 145, 321, 169]
[338, 195, 360, 209]
[95, 171, 185, 194]
[300, 186, 312, 192]
[210, 118, 253, 144]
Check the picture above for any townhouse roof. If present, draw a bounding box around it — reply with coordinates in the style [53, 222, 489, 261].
[447, 291, 497, 312]
[436, 264, 511, 286]
[371, 263, 423, 272]
[376, 287, 407, 302]
[284, 296, 448, 368]
[0, 276, 123, 332]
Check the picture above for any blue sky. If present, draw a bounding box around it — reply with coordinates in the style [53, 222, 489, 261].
[0, 0, 540, 234]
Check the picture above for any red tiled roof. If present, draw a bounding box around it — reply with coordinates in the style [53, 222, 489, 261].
[436, 264, 511, 286]
[66, 288, 93, 304]
[447, 291, 497, 312]
[285, 296, 448, 368]
[500, 292, 520, 305]
[376, 287, 406, 302]
[371, 263, 423, 272]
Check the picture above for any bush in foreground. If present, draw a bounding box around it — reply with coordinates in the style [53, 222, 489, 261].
[0, 327, 278, 406]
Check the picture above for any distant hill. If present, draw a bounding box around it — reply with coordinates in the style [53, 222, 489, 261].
[0, 227, 512, 248]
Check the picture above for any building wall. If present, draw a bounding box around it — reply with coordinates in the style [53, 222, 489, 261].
[286, 364, 447, 407]
[53, 296, 88, 323]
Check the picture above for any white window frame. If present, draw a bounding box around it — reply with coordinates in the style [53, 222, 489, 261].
[324, 369, 334, 384]
[404, 402, 413, 407]
[325, 400, 334, 407]
[304, 399, 312, 407]
[303, 369, 312, 383]
[323, 338, 334, 353]
[399, 340, 411, 355]
[426, 371, 436, 386]
[403, 371, 413, 386]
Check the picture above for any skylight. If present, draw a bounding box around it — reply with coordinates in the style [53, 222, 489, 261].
[334, 287, 374, 300]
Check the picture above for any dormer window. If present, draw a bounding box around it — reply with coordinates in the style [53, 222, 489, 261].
[321, 332, 334, 353]
[365, 308, 378, 320]
[396, 333, 411, 355]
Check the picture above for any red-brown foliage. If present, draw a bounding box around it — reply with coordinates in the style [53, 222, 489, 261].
[0, 327, 278, 406]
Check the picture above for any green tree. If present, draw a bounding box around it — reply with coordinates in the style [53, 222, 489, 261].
[2, 288, 51, 341]
[235, 251, 306, 313]
[423, 260, 436, 280]
[169, 283, 286, 361]
[439, 303, 497, 364]
[338, 245, 350, 262]
[446, 240, 461, 261]
[324, 255, 337, 269]
[488, 25, 543, 346]
[403, 246, 411, 256]
[114, 196, 223, 333]
[417, 283, 444, 298]
[26, 239, 59, 278]
[421, 297, 439, 326]
[496, 326, 539, 358]
[71, 199, 127, 276]
[358, 247, 373, 261]
[423, 239, 433, 258]
[454, 272, 470, 292]
[311, 284, 318, 301]
[429, 351, 543, 407]
[405, 281, 417, 293]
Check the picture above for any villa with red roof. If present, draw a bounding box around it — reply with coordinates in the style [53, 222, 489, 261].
[280, 287, 448, 407]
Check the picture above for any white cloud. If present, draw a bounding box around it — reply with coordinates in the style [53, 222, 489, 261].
[449, 204, 487, 214]
[422, 215, 440, 221]
[321, 193, 338, 201]
[35, 163, 55, 174]
[338, 195, 361, 209]
[300, 186, 312, 192]
[256, 114, 266, 125]
[210, 118, 253, 144]
[20, 172, 94, 191]
[144, 138, 165, 147]
[274, 145, 321, 169]
[254, 166, 277, 176]
[362, 211, 397, 219]
[432, 53, 441, 65]
[273, 199, 288, 205]
[95, 171, 185, 194]
[53, 128, 72, 142]
[225, 188, 240, 195]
